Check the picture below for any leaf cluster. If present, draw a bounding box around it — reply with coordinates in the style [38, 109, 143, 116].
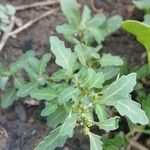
[57, 0, 123, 45]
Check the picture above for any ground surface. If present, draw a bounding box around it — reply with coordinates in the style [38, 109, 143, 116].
[0, 0, 148, 150]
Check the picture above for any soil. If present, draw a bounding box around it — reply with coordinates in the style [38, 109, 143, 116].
[0, 0, 149, 150]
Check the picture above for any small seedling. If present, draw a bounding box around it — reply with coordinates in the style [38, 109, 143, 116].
[57, 0, 123, 45]
[0, 0, 149, 150]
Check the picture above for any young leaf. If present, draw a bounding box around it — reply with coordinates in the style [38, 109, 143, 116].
[30, 87, 59, 101]
[41, 103, 58, 117]
[122, 20, 150, 68]
[34, 126, 68, 150]
[50, 69, 69, 82]
[58, 86, 79, 104]
[95, 105, 108, 121]
[17, 82, 37, 97]
[97, 117, 119, 132]
[38, 53, 51, 75]
[60, 114, 77, 137]
[60, 0, 80, 26]
[75, 44, 87, 66]
[88, 132, 103, 150]
[1, 88, 17, 108]
[103, 15, 123, 35]
[14, 77, 25, 89]
[87, 14, 106, 28]
[10, 50, 35, 73]
[89, 72, 104, 89]
[115, 99, 149, 125]
[98, 67, 120, 80]
[56, 24, 78, 35]
[80, 6, 91, 30]
[100, 54, 123, 67]
[50, 36, 76, 74]
[102, 73, 137, 105]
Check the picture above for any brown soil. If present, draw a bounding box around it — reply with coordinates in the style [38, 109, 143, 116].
[0, 0, 148, 150]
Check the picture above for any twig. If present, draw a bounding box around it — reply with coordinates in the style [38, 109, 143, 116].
[0, 16, 15, 52]
[0, 8, 58, 52]
[130, 140, 149, 150]
[9, 8, 58, 36]
[126, 133, 141, 150]
[15, 0, 59, 11]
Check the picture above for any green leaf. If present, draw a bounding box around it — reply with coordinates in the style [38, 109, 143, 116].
[47, 106, 67, 128]
[122, 20, 150, 68]
[58, 86, 79, 104]
[41, 103, 58, 117]
[50, 69, 69, 82]
[23, 64, 38, 80]
[115, 99, 149, 125]
[30, 87, 59, 101]
[17, 82, 37, 97]
[75, 44, 87, 66]
[50, 36, 76, 74]
[95, 105, 108, 121]
[83, 68, 104, 89]
[88, 132, 103, 150]
[34, 126, 68, 150]
[14, 77, 25, 89]
[87, 14, 106, 28]
[56, 24, 78, 35]
[10, 50, 35, 73]
[100, 54, 123, 67]
[60, 0, 80, 26]
[98, 67, 120, 80]
[38, 53, 51, 75]
[103, 15, 123, 35]
[88, 27, 105, 44]
[60, 114, 77, 137]
[27, 57, 39, 72]
[97, 117, 119, 132]
[10, 50, 35, 74]
[102, 73, 137, 105]
[90, 72, 104, 89]
[1, 88, 17, 108]
[80, 6, 91, 30]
